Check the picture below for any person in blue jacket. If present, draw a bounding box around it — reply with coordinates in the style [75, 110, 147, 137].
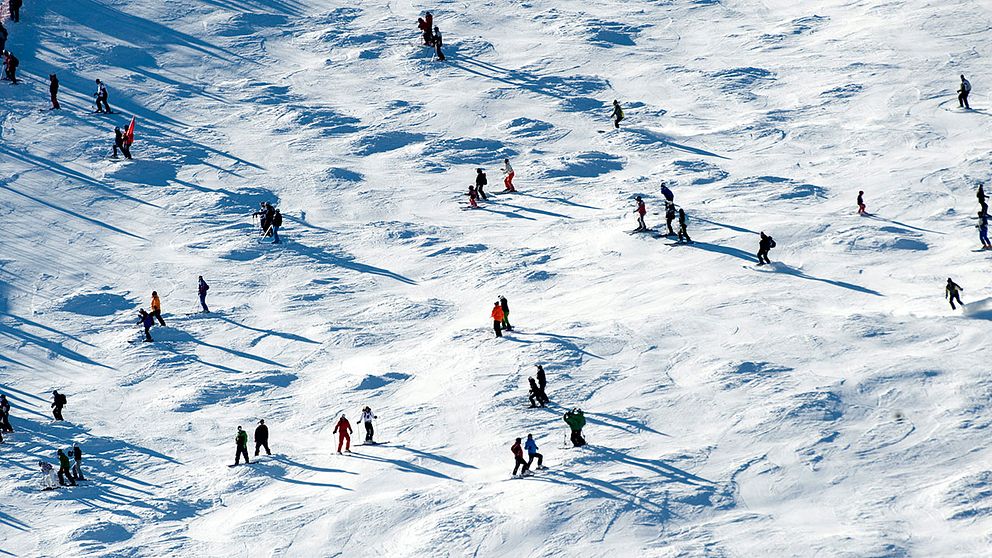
[198, 276, 210, 313]
[137, 309, 154, 342]
[660, 183, 674, 204]
[525, 433, 544, 470]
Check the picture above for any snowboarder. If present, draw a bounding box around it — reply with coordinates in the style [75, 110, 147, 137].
[198, 276, 210, 313]
[234, 425, 250, 465]
[978, 211, 991, 250]
[563, 408, 586, 447]
[757, 232, 775, 265]
[499, 295, 512, 331]
[475, 168, 488, 200]
[95, 79, 112, 113]
[8, 0, 21, 22]
[958, 74, 971, 109]
[150, 291, 165, 326]
[39, 461, 57, 490]
[857, 190, 866, 215]
[254, 419, 270, 456]
[502, 158, 515, 192]
[660, 183, 674, 204]
[71, 444, 85, 481]
[525, 434, 544, 470]
[433, 26, 445, 61]
[271, 209, 282, 244]
[137, 309, 154, 342]
[611, 100, 624, 129]
[57, 449, 76, 486]
[334, 414, 352, 453]
[528, 377, 548, 408]
[677, 208, 692, 244]
[634, 196, 647, 231]
[0, 393, 12, 432]
[946, 278, 964, 310]
[49, 74, 60, 109]
[978, 184, 988, 215]
[112, 127, 131, 159]
[51, 390, 66, 421]
[467, 185, 479, 208]
[536, 365, 547, 392]
[360, 406, 376, 443]
[491, 302, 504, 338]
[511, 437, 531, 477]
[2, 50, 18, 84]
[665, 203, 676, 236]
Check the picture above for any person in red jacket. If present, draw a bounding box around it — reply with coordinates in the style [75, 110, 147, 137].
[634, 196, 647, 231]
[491, 302, 504, 338]
[511, 438, 531, 477]
[334, 414, 352, 454]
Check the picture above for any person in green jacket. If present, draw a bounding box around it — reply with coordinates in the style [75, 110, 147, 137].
[611, 100, 624, 129]
[563, 408, 587, 447]
[234, 426, 250, 465]
[57, 449, 76, 486]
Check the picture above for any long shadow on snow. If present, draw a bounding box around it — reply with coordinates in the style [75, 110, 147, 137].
[625, 127, 730, 160]
[0, 510, 30, 532]
[496, 202, 572, 219]
[526, 470, 669, 517]
[0, 180, 147, 241]
[0, 313, 114, 370]
[215, 317, 320, 345]
[346, 449, 460, 481]
[504, 331, 605, 361]
[765, 263, 883, 296]
[285, 241, 417, 285]
[451, 56, 609, 103]
[250, 461, 353, 490]
[473, 204, 537, 221]
[865, 214, 945, 235]
[515, 191, 603, 211]
[527, 405, 667, 437]
[694, 217, 757, 235]
[167, 328, 288, 368]
[390, 444, 478, 470]
[195, 0, 307, 16]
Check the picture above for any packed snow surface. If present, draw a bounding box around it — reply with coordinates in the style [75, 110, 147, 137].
[2, 0, 992, 556]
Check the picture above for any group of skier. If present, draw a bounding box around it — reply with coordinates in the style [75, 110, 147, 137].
[466, 161, 515, 208]
[234, 420, 271, 465]
[490, 295, 512, 337]
[416, 12, 445, 61]
[252, 201, 283, 243]
[2, 389, 87, 489]
[324, 406, 377, 458]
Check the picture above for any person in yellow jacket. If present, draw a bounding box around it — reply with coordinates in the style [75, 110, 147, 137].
[150, 291, 166, 326]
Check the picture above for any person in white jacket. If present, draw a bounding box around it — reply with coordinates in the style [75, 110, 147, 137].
[39, 461, 58, 490]
[95, 79, 112, 113]
[502, 158, 515, 192]
[361, 406, 377, 443]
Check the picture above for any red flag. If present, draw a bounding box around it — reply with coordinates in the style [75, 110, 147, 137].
[125, 116, 136, 146]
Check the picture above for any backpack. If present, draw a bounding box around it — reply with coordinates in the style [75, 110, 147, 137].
[769, 238, 777, 248]
[55, 394, 67, 406]
[272, 211, 283, 227]
[964, 80, 972, 93]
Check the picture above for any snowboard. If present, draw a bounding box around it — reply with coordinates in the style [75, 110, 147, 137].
[358, 440, 389, 446]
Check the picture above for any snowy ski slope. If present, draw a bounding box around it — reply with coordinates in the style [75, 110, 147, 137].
[2, 0, 992, 555]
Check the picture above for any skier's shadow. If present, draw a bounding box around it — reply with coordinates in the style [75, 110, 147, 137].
[686, 241, 756, 262]
[217, 316, 320, 345]
[514, 191, 603, 210]
[389, 444, 478, 470]
[0, 510, 30, 532]
[495, 202, 573, 220]
[250, 460, 354, 490]
[526, 469, 669, 517]
[473, 205, 538, 221]
[345, 450, 461, 481]
[286, 241, 418, 285]
[0, 312, 114, 371]
[864, 214, 944, 235]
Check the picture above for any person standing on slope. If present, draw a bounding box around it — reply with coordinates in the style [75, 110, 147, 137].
[946, 278, 964, 310]
[502, 158, 515, 192]
[665, 203, 676, 236]
[857, 191, 866, 215]
[536, 365, 547, 393]
[0, 393, 13, 433]
[198, 276, 210, 313]
[475, 168, 488, 200]
[978, 184, 988, 215]
[270, 209, 283, 244]
[959, 75, 972, 109]
[137, 309, 154, 342]
[634, 196, 647, 231]
[499, 295, 512, 331]
[2, 50, 18, 84]
[51, 390, 66, 421]
[611, 100, 624, 129]
[57, 449, 76, 486]
[563, 408, 586, 447]
[660, 183, 674, 205]
[677, 208, 692, 244]
[525, 434, 544, 470]
[757, 232, 775, 265]
[528, 377, 548, 408]
[360, 406, 376, 443]
[334, 414, 353, 453]
[433, 26, 445, 61]
[8, 0, 22, 22]
[978, 211, 991, 250]
[491, 302, 504, 338]
[511, 438, 531, 477]
[254, 419, 271, 456]
[234, 426, 250, 465]
[49, 74, 60, 110]
[71, 444, 85, 481]
[94, 79, 112, 113]
[150, 291, 165, 326]
[417, 17, 433, 46]
[467, 185, 479, 208]
[112, 127, 131, 159]
[0, 24, 8, 54]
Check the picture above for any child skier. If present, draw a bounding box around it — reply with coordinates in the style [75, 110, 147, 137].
[467, 185, 479, 208]
[563, 408, 587, 447]
[95, 79, 112, 113]
[857, 191, 866, 215]
[137, 309, 154, 342]
[634, 196, 647, 231]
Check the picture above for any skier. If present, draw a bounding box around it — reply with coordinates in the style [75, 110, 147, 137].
[536, 364, 547, 392]
[491, 302, 504, 338]
[757, 232, 775, 265]
[611, 100, 624, 129]
[665, 203, 676, 236]
[634, 196, 646, 231]
[39, 461, 57, 490]
[0, 393, 12, 433]
[9, 0, 21, 22]
[857, 190, 866, 215]
[433, 26, 445, 61]
[137, 308, 154, 342]
[271, 209, 282, 244]
[334, 414, 352, 453]
[198, 276, 210, 313]
[417, 18, 432, 45]
[2, 50, 18, 84]
[112, 127, 131, 159]
[71, 444, 85, 481]
[528, 377, 548, 408]
[525, 434, 544, 470]
[253, 202, 275, 236]
[57, 449, 76, 486]
[49, 74, 60, 109]
[563, 408, 586, 447]
[467, 185, 479, 208]
[51, 390, 66, 421]
[979, 211, 991, 250]
[360, 406, 376, 443]
[502, 158, 515, 192]
[0, 23, 7, 53]
[499, 295, 512, 331]
[978, 184, 988, 215]
[946, 278, 964, 310]
[254, 419, 271, 456]
[234, 425, 250, 465]
[475, 168, 488, 200]
[511, 437, 531, 477]
[95, 79, 112, 113]
[660, 183, 674, 204]
[150, 291, 165, 326]
[958, 74, 971, 109]
[677, 208, 692, 244]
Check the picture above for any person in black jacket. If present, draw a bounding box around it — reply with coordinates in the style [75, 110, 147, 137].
[757, 232, 775, 265]
[528, 377, 549, 407]
[113, 127, 129, 159]
[499, 295, 512, 331]
[0, 23, 8, 53]
[946, 278, 964, 310]
[51, 390, 66, 421]
[271, 209, 282, 244]
[72, 444, 85, 481]
[433, 26, 445, 61]
[9, 0, 22, 23]
[0, 394, 12, 433]
[3, 50, 19, 84]
[978, 183, 988, 215]
[535, 365, 547, 392]
[254, 419, 270, 456]
[677, 208, 692, 244]
[475, 168, 488, 200]
[49, 74, 60, 109]
[665, 203, 676, 236]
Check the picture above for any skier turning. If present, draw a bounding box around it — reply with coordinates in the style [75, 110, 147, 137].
[511, 438, 532, 477]
[634, 196, 647, 231]
[958, 75, 971, 109]
[757, 232, 776, 265]
[334, 414, 352, 453]
[361, 406, 377, 443]
[502, 159, 515, 192]
[946, 278, 964, 310]
[612, 100, 624, 129]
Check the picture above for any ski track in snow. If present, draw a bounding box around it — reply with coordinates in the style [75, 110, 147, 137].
[2, 0, 992, 556]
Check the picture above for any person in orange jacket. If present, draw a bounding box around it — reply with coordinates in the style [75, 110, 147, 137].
[491, 302, 504, 338]
[334, 414, 352, 454]
[150, 291, 165, 326]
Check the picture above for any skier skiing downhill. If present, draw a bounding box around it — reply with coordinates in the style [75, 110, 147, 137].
[946, 278, 964, 310]
[499, 295, 512, 331]
[491, 302, 504, 338]
[475, 168, 488, 200]
[563, 408, 586, 447]
[511, 438, 532, 477]
[634, 196, 647, 231]
[198, 276, 210, 313]
[502, 159, 515, 192]
[334, 414, 352, 453]
[525, 434, 544, 470]
[466, 185, 479, 208]
[137, 309, 154, 342]
[234, 426, 250, 465]
[979, 212, 991, 250]
[612, 100, 624, 129]
[677, 208, 692, 244]
[360, 406, 376, 443]
[959, 74, 972, 109]
[857, 191, 866, 215]
[95, 79, 112, 113]
[757, 232, 776, 265]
